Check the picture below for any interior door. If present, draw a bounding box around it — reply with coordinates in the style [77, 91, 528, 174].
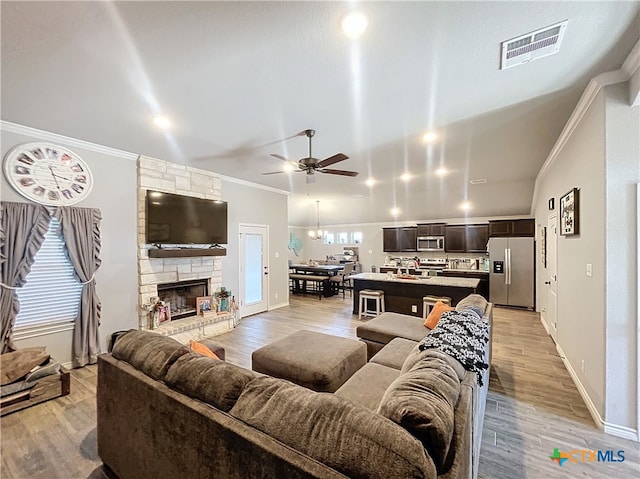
[239, 224, 269, 318]
[546, 214, 558, 342]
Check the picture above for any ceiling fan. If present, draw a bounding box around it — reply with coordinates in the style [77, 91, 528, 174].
[263, 129, 358, 183]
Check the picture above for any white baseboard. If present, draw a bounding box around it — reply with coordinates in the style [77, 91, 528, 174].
[539, 315, 550, 335]
[603, 422, 639, 442]
[555, 343, 639, 442]
[62, 361, 73, 370]
[555, 343, 604, 429]
[268, 301, 289, 311]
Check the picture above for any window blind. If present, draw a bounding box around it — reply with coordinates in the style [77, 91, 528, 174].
[15, 216, 83, 329]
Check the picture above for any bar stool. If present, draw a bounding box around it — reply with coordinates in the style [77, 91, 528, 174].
[422, 295, 452, 319]
[359, 289, 385, 320]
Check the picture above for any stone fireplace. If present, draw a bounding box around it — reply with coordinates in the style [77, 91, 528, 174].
[137, 155, 232, 342]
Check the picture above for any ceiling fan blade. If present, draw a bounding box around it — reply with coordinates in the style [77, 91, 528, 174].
[270, 153, 292, 162]
[317, 153, 348, 168]
[262, 171, 286, 175]
[318, 168, 359, 177]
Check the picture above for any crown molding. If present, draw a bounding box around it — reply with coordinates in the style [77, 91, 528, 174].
[1, 121, 139, 161]
[218, 173, 290, 196]
[530, 39, 640, 212]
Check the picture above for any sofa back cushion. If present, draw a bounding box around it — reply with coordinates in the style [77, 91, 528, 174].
[377, 355, 461, 473]
[229, 376, 436, 479]
[111, 330, 190, 381]
[164, 353, 258, 412]
[455, 294, 488, 318]
[401, 346, 466, 380]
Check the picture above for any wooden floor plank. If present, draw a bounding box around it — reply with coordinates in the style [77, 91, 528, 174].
[0, 294, 637, 478]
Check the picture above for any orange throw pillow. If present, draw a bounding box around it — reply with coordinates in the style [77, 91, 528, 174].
[424, 301, 454, 329]
[189, 340, 219, 360]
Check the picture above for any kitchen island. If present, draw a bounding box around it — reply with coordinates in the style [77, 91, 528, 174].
[350, 272, 480, 317]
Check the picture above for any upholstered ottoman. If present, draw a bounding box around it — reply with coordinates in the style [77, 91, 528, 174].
[251, 330, 367, 392]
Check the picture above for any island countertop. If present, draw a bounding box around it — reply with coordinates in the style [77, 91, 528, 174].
[350, 273, 481, 317]
[350, 272, 480, 289]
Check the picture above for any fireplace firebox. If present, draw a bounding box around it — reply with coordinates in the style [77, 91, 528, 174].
[157, 279, 209, 321]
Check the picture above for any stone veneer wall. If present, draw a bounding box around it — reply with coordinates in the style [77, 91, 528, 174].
[137, 155, 224, 331]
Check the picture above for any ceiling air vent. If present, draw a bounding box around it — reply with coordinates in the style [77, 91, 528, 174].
[500, 20, 568, 70]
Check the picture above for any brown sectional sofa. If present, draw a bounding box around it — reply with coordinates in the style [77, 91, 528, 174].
[97, 295, 492, 479]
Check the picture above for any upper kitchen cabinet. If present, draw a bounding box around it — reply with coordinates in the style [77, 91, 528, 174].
[445, 224, 489, 253]
[416, 223, 446, 237]
[465, 224, 489, 252]
[382, 227, 417, 252]
[444, 225, 466, 253]
[488, 219, 535, 237]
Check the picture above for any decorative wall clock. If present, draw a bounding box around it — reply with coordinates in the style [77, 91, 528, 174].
[3, 142, 94, 206]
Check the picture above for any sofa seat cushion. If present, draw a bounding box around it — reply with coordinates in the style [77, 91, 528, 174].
[251, 330, 366, 393]
[356, 312, 428, 345]
[378, 355, 461, 473]
[111, 330, 190, 381]
[230, 375, 437, 479]
[334, 362, 400, 411]
[370, 338, 418, 370]
[164, 353, 258, 412]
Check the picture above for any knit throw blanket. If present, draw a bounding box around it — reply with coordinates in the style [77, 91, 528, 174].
[418, 310, 489, 385]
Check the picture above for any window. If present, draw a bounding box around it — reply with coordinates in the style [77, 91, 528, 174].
[323, 233, 335, 245]
[351, 232, 363, 244]
[337, 232, 348, 244]
[15, 216, 83, 334]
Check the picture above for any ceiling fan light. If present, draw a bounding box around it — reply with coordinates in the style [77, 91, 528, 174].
[422, 132, 438, 143]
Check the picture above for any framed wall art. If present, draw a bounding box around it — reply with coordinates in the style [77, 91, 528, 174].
[560, 188, 579, 236]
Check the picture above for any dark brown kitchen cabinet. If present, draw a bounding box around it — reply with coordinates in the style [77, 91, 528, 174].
[382, 227, 417, 252]
[465, 224, 489, 252]
[440, 270, 490, 299]
[445, 224, 489, 253]
[444, 226, 466, 252]
[416, 223, 446, 237]
[488, 219, 535, 237]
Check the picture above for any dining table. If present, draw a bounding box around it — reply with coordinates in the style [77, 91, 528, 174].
[289, 264, 345, 297]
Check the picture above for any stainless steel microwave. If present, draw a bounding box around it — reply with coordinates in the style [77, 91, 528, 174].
[417, 236, 445, 251]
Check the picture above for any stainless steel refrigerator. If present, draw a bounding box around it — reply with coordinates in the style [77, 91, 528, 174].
[488, 237, 534, 309]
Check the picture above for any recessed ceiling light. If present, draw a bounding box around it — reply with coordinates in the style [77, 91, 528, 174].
[400, 173, 412, 182]
[365, 178, 376, 187]
[460, 202, 472, 211]
[435, 167, 448, 177]
[470, 178, 487, 184]
[341, 12, 368, 39]
[390, 207, 400, 216]
[153, 115, 172, 129]
[422, 132, 438, 143]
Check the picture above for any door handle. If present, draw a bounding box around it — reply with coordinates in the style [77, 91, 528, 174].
[544, 281, 551, 285]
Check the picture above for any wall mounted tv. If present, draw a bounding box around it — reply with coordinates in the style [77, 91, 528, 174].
[145, 190, 228, 246]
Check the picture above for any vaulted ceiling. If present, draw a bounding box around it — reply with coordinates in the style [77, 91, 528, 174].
[2, 1, 639, 226]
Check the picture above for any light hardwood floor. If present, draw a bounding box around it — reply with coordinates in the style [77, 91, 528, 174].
[1, 294, 638, 478]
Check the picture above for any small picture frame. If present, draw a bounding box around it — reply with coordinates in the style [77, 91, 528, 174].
[157, 303, 171, 324]
[196, 296, 214, 316]
[560, 188, 579, 236]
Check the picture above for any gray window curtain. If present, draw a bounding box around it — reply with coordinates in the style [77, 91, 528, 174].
[0, 202, 51, 353]
[55, 206, 102, 368]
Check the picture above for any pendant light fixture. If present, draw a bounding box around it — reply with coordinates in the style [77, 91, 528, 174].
[308, 200, 325, 240]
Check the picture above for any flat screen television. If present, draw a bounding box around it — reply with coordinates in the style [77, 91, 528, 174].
[145, 190, 228, 245]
